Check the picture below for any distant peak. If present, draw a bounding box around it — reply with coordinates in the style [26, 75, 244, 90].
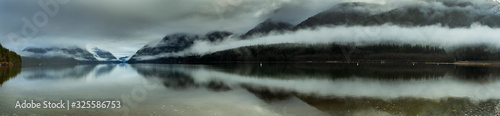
[241, 18, 293, 39]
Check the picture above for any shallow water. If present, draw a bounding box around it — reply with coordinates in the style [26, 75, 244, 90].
[1, 63, 500, 116]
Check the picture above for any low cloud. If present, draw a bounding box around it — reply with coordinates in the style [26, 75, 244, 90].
[135, 24, 500, 60]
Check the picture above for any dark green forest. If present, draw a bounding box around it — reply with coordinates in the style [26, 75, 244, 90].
[0, 43, 22, 65]
[0, 43, 21, 86]
[130, 43, 500, 64]
[194, 43, 451, 63]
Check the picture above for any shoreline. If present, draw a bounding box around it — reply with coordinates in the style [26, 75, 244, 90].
[425, 61, 500, 66]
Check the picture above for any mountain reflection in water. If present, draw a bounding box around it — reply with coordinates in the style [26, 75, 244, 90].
[1, 63, 500, 115]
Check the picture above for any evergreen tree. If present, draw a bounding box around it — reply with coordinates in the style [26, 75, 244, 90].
[0, 43, 22, 65]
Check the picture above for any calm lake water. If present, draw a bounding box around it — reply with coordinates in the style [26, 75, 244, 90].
[1, 63, 500, 116]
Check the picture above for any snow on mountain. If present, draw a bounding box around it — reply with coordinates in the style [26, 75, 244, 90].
[23, 46, 118, 62]
[86, 45, 118, 61]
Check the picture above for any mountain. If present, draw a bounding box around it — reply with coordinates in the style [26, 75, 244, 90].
[241, 19, 293, 39]
[206, 31, 233, 42]
[129, 33, 198, 60]
[128, 31, 233, 62]
[293, 2, 379, 30]
[355, 3, 500, 28]
[294, 1, 500, 29]
[23, 47, 96, 61]
[128, 1, 500, 63]
[90, 47, 118, 61]
[0, 43, 22, 66]
[22, 46, 118, 62]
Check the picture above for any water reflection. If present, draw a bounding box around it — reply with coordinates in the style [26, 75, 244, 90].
[132, 64, 500, 115]
[131, 64, 500, 98]
[453, 66, 500, 82]
[0, 66, 21, 86]
[206, 63, 452, 79]
[199, 63, 500, 81]
[19, 64, 117, 79]
[1, 63, 500, 115]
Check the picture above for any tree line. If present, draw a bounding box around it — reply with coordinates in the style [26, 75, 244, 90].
[0, 43, 22, 65]
[129, 43, 500, 64]
[181, 43, 453, 63]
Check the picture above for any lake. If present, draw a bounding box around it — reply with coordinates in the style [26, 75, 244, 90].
[1, 63, 500, 116]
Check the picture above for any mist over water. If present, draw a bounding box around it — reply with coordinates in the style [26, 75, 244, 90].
[136, 24, 500, 60]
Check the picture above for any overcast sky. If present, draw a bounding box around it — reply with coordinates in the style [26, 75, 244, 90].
[0, 0, 374, 57]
